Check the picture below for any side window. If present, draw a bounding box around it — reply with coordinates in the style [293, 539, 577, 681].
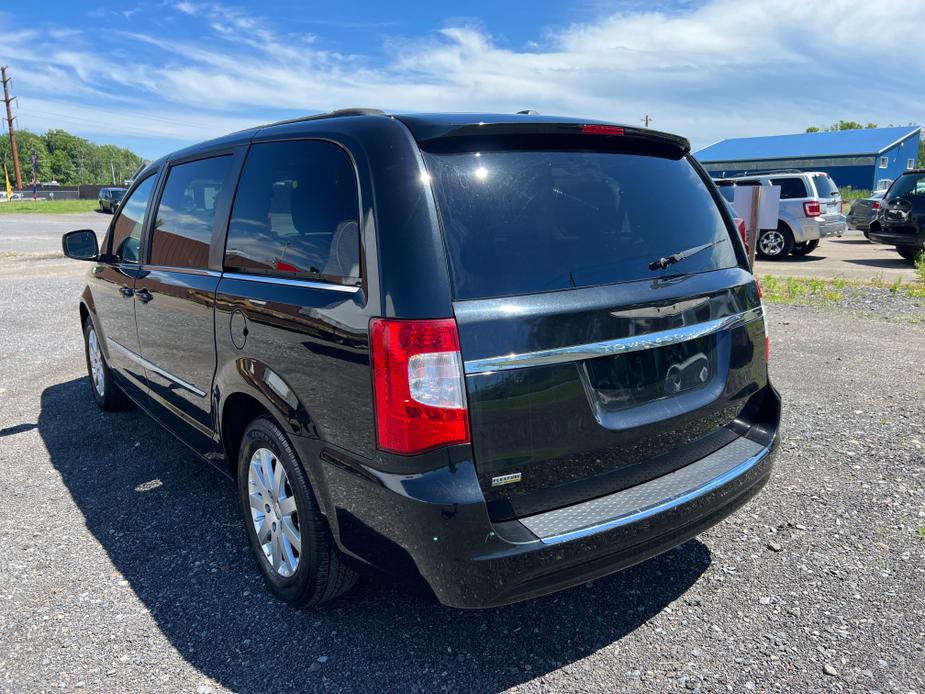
[149, 155, 235, 270]
[110, 176, 156, 263]
[769, 177, 808, 199]
[224, 140, 360, 280]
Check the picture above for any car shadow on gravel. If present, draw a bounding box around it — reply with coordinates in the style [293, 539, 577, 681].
[40, 378, 712, 693]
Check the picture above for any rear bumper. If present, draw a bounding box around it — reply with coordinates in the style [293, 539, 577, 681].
[818, 215, 847, 238]
[318, 386, 781, 609]
[868, 225, 925, 248]
[846, 215, 872, 231]
[792, 216, 846, 243]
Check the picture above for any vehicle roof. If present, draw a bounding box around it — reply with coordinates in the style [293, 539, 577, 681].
[696, 126, 921, 162]
[157, 109, 691, 163]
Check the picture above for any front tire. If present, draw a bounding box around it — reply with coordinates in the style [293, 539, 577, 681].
[237, 416, 357, 606]
[83, 316, 130, 410]
[756, 224, 795, 260]
[791, 239, 819, 256]
[896, 246, 923, 262]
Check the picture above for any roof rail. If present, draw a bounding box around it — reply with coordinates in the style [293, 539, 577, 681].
[728, 168, 803, 178]
[258, 108, 386, 130]
[516, 109, 540, 115]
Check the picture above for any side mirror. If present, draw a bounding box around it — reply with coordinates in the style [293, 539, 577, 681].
[62, 229, 100, 261]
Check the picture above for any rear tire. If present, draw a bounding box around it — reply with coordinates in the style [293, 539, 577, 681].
[896, 246, 923, 262]
[790, 239, 819, 256]
[756, 224, 795, 260]
[237, 415, 357, 606]
[83, 316, 131, 410]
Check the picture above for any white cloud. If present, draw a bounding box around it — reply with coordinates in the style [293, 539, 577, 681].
[3, 0, 924, 157]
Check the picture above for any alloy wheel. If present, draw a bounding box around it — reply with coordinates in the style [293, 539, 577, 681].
[87, 328, 105, 397]
[248, 447, 301, 577]
[759, 230, 784, 256]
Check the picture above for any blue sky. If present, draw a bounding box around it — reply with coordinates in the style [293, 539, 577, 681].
[1, 0, 922, 160]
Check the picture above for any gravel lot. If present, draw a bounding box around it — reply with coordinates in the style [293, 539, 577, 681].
[0, 217, 923, 693]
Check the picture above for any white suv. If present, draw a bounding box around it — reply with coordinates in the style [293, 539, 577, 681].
[716, 171, 847, 259]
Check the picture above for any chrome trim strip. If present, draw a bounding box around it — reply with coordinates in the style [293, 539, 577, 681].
[538, 443, 772, 545]
[107, 339, 207, 398]
[221, 272, 360, 294]
[140, 265, 223, 277]
[464, 306, 763, 374]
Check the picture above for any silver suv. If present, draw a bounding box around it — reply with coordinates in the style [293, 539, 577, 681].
[716, 171, 847, 259]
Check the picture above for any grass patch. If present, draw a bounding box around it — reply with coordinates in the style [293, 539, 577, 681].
[760, 275, 842, 303]
[0, 199, 100, 214]
[915, 252, 925, 283]
[760, 273, 925, 304]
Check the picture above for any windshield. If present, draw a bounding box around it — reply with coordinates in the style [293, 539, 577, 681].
[424, 149, 738, 300]
[811, 174, 838, 198]
[887, 173, 925, 198]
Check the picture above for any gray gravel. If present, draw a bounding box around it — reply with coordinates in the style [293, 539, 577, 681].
[1, 246, 923, 691]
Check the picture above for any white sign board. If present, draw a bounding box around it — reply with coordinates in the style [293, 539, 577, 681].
[733, 185, 781, 230]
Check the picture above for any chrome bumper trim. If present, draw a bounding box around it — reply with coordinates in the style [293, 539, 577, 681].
[463, 306, 764, 375]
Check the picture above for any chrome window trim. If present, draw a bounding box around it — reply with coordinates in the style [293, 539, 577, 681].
[221, 272, 361, 294]
[107, 338, 207, 398]
[463, 306, 763, 375]
[537, 442, 772, 545]
[139, 264, 223, 277]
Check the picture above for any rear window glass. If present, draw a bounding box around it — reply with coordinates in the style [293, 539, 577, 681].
[811, 174, 838, 198]
[887, 173, 925, 198]
[769, 177, 808, 199]
[424, 150, 738, 300]
[224, 140, 360, 280]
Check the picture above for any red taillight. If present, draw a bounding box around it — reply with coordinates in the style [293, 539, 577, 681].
[755, 278, 769, 362]
[871, 201, 881, 212]
[803, 201, 821, 217]
[582, 124, 624, 136]
[370, 318, 470, 455]
[734, 217, 747, 246]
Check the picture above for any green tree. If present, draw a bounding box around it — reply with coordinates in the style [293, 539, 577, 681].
[806, 120, 878, 133]
[0, 128, 142, 188]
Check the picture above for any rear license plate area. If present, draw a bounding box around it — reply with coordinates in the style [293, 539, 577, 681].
[584, 334, 716, 412]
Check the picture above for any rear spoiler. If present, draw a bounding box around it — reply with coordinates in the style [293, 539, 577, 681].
[401, 119, 691, 160]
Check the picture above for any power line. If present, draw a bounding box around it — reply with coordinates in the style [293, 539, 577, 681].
[2, 66, 23, 190]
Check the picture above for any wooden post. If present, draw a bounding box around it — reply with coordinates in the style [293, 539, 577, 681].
[746, 186, 762, 269]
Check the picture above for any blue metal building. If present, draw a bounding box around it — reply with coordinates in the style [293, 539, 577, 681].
[695, 126, 922, 191]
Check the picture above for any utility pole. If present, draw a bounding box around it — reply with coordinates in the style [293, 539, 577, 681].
[110, 160, 116, 185]
[2, 66, 22, 190]
[641, 115, 653, 128]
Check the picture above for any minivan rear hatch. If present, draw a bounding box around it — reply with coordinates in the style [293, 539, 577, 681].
[411, 120, 769, 520]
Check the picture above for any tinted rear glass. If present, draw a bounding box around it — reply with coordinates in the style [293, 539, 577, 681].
[811, 174, 838, 197]
[424, 150, 738, 300]
[769, 177, 808, 199]
[224, 140, 361, 280]
[887, 173, 925, 198]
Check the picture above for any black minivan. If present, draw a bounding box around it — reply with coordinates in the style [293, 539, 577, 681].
[63, 110, 780, 608]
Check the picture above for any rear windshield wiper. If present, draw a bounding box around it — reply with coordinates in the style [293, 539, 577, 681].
[649, 239, 723, 271]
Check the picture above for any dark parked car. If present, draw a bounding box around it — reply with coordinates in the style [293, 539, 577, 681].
[869, 170, 925, 261]
[846, 190, 887, 237]
[98, 187, 127, 213]
[62, 110, 781, 608]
